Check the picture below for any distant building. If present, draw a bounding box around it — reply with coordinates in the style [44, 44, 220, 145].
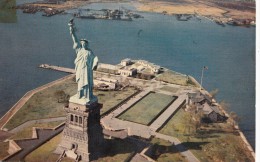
[120, 58, 132, 66]
[94, 77, 118, 90]
[97, 59, 160, 79]
[97, 63, 122, 74]
[187, 92, 212, 105]
[137, 60, 161, 74]
[202, 103, 225, 122]
[118, 67, 137, 77]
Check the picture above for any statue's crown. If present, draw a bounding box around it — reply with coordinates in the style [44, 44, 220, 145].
[80, 39, 89, 43]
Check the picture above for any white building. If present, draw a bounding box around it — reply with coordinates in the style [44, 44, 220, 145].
[118, 67, 137, 77]
[94, 77, 118, 90]
[120, 58, 132, 66]
[202, 103, 225, 122]
[97, 63, 122, 74]
[137, 60, 161, 74]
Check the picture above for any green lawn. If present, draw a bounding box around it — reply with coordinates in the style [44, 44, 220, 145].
[156, 70, 197, 86]
[4, 77, 77, 130]
[118, 92, 175, 125]
[159, 108, 254, 162]
[94, 87, 139, 115]
[24, 133, 73, 162]
[4, 77, 138, 130]
[160, 86, 179, 93]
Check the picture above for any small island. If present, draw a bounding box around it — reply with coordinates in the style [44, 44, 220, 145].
[0, 58, 254, 162]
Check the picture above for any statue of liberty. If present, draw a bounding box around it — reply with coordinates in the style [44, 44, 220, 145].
[68, 19, 98, 104]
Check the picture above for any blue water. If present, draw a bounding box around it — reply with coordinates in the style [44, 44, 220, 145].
[0, 3, 255, 148]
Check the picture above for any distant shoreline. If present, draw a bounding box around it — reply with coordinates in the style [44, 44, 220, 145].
[16, 0, 255, 27]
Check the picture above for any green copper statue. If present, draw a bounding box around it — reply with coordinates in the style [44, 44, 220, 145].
[68, 19, 98, 104]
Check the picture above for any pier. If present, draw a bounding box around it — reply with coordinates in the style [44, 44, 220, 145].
[38, 64, 75, 74]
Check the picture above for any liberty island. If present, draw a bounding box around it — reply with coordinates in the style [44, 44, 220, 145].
[0, 0, 256, 161]
[0, 18, 255, 159]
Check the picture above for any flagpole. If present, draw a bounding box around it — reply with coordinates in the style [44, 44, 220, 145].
[200, 66, 207, 90]
[200, 67, 204, 90]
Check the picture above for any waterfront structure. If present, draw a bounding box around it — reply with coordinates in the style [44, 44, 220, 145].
[55, 20, 103, 162]
[200, 103, 225, 122]
[120, 58, 132, 66]
[96, 63, 122, 74]
[186, 92, 225, 122]
[96, 59, 159, 78]
[187, 92, 211, 105]
[137, 60, 161, 74]
[118, 67, 137, 77]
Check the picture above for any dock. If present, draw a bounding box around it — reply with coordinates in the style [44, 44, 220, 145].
[39, 64, 75, 74]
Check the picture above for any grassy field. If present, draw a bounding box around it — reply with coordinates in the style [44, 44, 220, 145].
[150, 138, 187, 162]
[4, 76, 138, 130]
[160, 86, 179, 93]
[9, 121, 63, 140]
[159, 108, 254, 162]
[94, 87, 138, 115]
[4, 77, 76, 130]
[24, 133, 73, 162]
[118, 92, 175, 125]
[156, 70, 197, 86]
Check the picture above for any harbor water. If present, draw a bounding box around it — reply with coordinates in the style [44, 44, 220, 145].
[0, 3, 255, 149]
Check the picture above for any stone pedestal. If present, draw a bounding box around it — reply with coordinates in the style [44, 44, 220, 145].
[55, 101, 103, 162]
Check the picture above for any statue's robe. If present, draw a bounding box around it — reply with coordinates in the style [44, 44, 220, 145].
[73, 44, 98, 101]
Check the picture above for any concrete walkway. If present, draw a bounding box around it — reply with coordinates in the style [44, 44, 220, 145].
[9, 117, 66, 133]
[39, 64, 75, 74]
[105, 89, 151, 118]
[130, 153, 151, 162]
[102, 118, 152, 138]
[4, 125, 65, 161]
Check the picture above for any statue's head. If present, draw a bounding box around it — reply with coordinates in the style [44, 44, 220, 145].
[80, 39, 89, 49]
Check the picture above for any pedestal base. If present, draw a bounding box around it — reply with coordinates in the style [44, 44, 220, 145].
[55, 100, 103, 162]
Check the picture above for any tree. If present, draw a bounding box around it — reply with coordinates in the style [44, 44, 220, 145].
[229, 111, 240, 131]
[209, 88, 219, 98]
[186, 75, 195, 86]
[54, 90, 66, 103]
[220, 100, 230, 114]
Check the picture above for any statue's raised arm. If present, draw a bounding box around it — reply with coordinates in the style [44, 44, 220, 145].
[68, 19, 80, 50]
